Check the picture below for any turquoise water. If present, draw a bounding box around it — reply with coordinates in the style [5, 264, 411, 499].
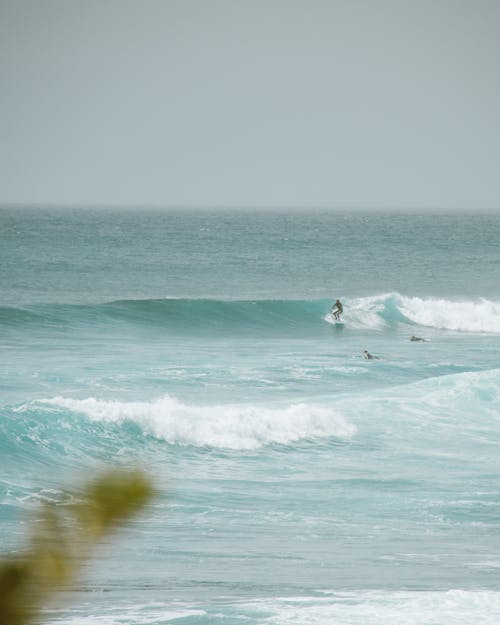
[2, 208, 500, 624]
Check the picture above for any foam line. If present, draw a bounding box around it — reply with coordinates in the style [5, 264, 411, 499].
[41, 395, 357, 450]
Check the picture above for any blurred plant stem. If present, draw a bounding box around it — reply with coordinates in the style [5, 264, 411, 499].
[0, 468, 153, 625]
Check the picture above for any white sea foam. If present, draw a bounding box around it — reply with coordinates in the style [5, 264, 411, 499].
[326, 293, 500, 332]
[239, 589, 500, 625]
[44, 590, 500, 625]
[41, 395, 356, 450]
[46, 606, 206, 625]
[325, 294, 388, 330]
[398, 295, 500, 332]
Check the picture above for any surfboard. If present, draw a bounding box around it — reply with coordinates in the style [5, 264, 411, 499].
[327, 312, 344, 325]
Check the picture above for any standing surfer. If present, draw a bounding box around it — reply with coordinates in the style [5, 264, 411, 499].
[331, 299, 343, 321]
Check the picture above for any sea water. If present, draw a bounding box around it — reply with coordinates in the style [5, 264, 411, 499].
[1, 208, 500, 624]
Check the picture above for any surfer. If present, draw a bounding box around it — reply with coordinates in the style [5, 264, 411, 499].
[410, 335, 426, 342]
[363, 350, 378, 360]
[331, 299, 343, 321]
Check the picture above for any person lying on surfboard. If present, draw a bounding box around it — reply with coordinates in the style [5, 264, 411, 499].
[331, 299, 343, 321]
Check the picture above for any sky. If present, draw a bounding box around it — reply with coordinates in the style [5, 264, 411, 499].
[1, 0, 499, 209]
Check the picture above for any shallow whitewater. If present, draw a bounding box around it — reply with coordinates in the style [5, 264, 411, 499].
[45, 590, 500, 625]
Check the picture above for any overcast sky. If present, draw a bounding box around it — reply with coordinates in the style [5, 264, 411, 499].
[1, 0, 499, 209]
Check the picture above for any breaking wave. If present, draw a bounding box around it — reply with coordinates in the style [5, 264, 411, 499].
[2, 293, 500, 334]
[39, 395, 356, 450]
[326, 293, 500, 333]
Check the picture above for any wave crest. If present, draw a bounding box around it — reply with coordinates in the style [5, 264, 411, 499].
[326, 293, 500, 333]
[3, 293, 500, 334]
[398, 295, 500, 332]
[40, 395, 357, 450]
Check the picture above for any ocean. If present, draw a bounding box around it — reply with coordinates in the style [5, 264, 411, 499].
[2, 207, 500, 624]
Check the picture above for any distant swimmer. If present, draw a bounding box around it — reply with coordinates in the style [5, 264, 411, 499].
[410, 335, 426, 342]
[363, 350, 379, 360]
[331, 299, 343, 321]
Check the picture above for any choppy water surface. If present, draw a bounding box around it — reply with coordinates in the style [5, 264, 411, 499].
[1, 208, 500, 625]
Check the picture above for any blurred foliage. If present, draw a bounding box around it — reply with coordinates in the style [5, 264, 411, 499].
[0, 469, 153, 625]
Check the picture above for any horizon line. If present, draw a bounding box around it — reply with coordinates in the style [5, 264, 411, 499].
[1, 202, 500, 213]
